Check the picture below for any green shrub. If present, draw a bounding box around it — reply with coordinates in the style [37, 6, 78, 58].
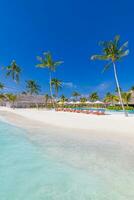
[107, 105, 134, 111]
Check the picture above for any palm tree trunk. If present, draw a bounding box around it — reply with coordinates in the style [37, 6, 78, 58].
[49, 71, 55, 108]
[113, 62, 128, 117]
[55, 88, 58, 108]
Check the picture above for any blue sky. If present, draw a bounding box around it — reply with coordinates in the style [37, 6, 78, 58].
[0, 0, 134, 97]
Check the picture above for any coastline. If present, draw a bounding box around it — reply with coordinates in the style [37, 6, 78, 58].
[0, 107, 134, 135]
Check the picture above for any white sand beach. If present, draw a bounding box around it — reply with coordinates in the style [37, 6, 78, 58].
[0, 107, 134, 136]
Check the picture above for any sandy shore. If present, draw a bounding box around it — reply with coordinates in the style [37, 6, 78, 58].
[0, 107, 134, 135]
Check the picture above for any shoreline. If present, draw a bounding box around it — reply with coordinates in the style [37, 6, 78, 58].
[0, 107, 134, 135]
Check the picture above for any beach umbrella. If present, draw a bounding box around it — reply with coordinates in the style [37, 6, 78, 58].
[85, 101, 92, 104]
[93, 100, 104, 104]
[69, 101, 74, 104]
[75, 101, 80, 104]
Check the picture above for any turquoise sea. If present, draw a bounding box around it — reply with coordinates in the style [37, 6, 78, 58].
[0, 119, 134, 200]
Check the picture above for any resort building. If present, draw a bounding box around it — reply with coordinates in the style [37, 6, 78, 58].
[1, 94, 49, 108]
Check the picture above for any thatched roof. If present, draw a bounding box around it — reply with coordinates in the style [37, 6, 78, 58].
[16, 94, 46, 104]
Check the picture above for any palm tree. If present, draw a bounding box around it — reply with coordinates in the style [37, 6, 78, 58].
[0, 94, 5, 102]
[6, 93, 17, 109]
[60, 95, 68, 103]
[104, 92, 119, 105]
[72, 91, 80, 101]
[44, 93, 51, 107]
[36, 52, 63, 106]
[51, 78, 62, 98]
[26, 80, 41, 95]
[90, 92, 99, 102]
[122, 92, 131, 107]
[130, 86, 134, 92]
[91, 35, 129, 116]
[80, 97, 87, 103]
[6, 60, 21, 83]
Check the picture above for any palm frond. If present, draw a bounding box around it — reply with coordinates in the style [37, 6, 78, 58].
[36, 56, 43, 62]
[36, 63, 48, 68]
[6, 65, 12, 70]
[6, 71, 11, 76]
[44, 52, 52, 64]
[102, 62, 112, 73]
[91, 55, 109, 61]
[119, 41, 128, 52]
[114, 35, 120, 46]
[120, 49, 129, 57]
[54, 61, 63, 67]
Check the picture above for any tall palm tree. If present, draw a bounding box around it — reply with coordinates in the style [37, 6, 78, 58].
[91, 35, 129, 116]
[51, 78, 62, 98]
[26, 80, 41, 95]
[122, 92, 131, 107]
[72, 91, 80, 101]
[90, 92, 99, 102]
[6, 60, 21, 83]
[36, 52, 63, 106]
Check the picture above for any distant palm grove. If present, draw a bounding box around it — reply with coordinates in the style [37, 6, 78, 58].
[0, 35, 134, 115]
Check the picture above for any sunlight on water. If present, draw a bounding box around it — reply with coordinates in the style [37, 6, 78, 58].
[0, 121, 134, 200]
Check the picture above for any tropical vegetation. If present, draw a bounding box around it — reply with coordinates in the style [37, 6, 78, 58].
[6, 60, 21, 83]
[0, 36, 133, 113]
[90, 92, 99, 102]
[26, 80, 41, 95]
[91, 35, 129, 116]
[36, 52, 63, 106]
[51, 78, 62, 98]
[72, 91, 81, 101]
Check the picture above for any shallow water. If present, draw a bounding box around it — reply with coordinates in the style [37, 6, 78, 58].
[0, 120, 134, 200]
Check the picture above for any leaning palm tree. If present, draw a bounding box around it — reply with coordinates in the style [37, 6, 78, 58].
[51, 78, 62, 98]
[72, 91, 80, 101]
[36, 52, 63, 106]
[90, 92, 99, 102]
[122, 92, 131, 107]
[26, 80, 41, 95]
[91, 35, 129, 116]
[6, 60, 21, 83]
